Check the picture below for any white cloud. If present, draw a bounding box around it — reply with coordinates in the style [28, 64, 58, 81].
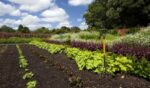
[9, 0, 54, 12]
[0, 18, 18, 28]
[21, 15, 39, 25]
[26, 23, 52, 30]
[41, 6, 69, 23]
[11, 10, 21, 16]
[41, 6, 71, 28]
[57, 21, 72, 28]
[79, 21, 88, 30]
[0, 17, 52, 30]
[68, 0, 94, 6]
[0, 2, 16, 16]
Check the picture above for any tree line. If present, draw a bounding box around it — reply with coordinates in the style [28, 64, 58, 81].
[0, 24, 81, 34]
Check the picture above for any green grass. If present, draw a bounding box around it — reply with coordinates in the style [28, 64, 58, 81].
[0, 37, 42, 44]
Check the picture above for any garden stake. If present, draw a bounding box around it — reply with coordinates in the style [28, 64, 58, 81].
[102, 34, 106, 75]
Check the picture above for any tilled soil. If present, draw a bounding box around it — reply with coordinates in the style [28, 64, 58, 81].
[26, 44, 150, 88]
[0, 45, 26, 88]
[21, 45, 71, 88]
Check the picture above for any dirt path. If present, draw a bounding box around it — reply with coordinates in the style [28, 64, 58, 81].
[21, 45, 71, 88]
[0, 45, 25, 88]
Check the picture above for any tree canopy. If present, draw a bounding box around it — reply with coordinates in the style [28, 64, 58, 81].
[84, 0, 150, 29]
[34, 27, 50, 34]
[18, 24, 30, 33]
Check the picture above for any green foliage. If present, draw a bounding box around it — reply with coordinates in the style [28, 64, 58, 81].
[49, 26, 81, 34]
[0, 25, 16, 33]
[26, 80, 37, 88]
[79, 31, 100, 40]
[50, 31, 119, 44]
[34, 27, 50, 34]
[18, 24, 30, 33]
[106, 56, 133, 74]
[0, 37, 42, 44]
[127, 27, 140, 34]
[30, 41, 65, 54]
[133, 59, 150, 79]
[19, 57, 28, 68]
[113, 27, 150, 46]
[16, 45, 28, 68]
[30, 41, 150, 79]
[84, 0, 150, 29]
[65, 47, 133, 74]
[23, 72, 34, 80]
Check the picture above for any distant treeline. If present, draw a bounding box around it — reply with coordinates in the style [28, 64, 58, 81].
[0, 25, 81, 34]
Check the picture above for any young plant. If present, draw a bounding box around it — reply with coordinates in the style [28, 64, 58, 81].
[19, 56, 28, 68]
[26, 80, 37, 88]
[23, 72, 34, 80]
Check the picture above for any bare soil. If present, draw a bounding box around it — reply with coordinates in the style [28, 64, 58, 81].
[0, 45, 26, 88]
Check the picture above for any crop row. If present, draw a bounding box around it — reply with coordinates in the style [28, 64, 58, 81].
[45, 40, 150, 60]
[16, 45, 37, 88]
[30, 41, 150, 80]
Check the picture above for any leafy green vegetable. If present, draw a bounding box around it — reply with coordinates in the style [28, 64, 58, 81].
[23, 72, 34, 80]
[26, 80, 37, 88]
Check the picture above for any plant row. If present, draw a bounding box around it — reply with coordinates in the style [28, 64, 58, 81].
[30, 41, 150, 80]
[45, 40, 108, 51]
[111, 43, 150, 60]
[0, 37, 42, 44]
[16, 45, 37, 88]
[45, 39, 150, 60]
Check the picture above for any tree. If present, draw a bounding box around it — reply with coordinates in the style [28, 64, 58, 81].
[70, 26, 81, 32]
[84, 0, 150, 29]
[22, 27, 30, 33]
[0, 25, 16, 32]
[17, 24, 30, 33]
[18, 24, 24, 32]
[35, 27, 50, 34]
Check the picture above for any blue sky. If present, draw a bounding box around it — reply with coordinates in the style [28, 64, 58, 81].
[0, 0, 94, 30]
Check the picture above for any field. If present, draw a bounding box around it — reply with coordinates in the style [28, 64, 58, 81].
[0, 40, 150, 88]
[0, 27, 150, 88]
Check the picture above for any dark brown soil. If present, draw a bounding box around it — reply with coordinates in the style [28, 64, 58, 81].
[20, 45, 71, 88]
[0, 45, 26, 88]
[26, 44, 150, 88]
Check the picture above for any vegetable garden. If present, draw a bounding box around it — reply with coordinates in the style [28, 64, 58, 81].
[0, 34, 150, 88]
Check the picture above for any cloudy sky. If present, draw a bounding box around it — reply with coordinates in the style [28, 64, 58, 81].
[0, 0, 94, 30]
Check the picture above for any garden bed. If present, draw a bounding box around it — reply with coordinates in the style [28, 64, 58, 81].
[23, 44, 150, 88]
[0, 44, 150, 88]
